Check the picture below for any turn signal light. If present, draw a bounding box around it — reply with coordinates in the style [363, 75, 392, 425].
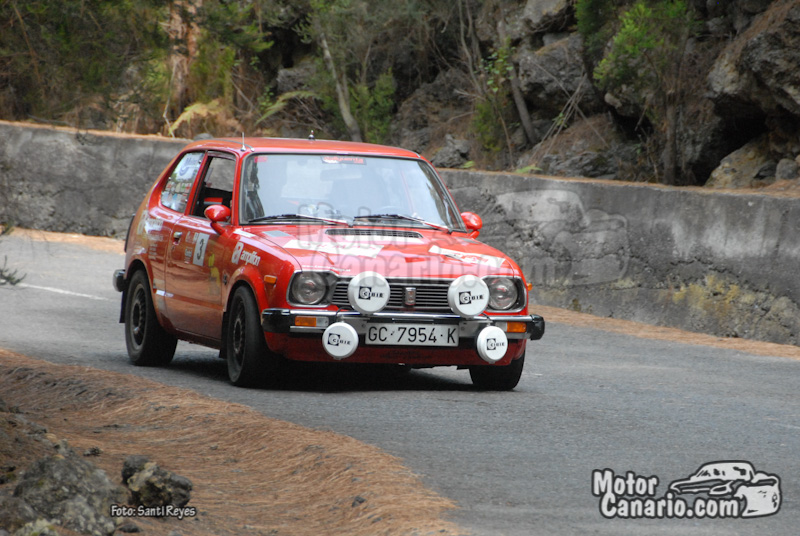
[506, 321, 527, 333]
[295, 316, 317, 327]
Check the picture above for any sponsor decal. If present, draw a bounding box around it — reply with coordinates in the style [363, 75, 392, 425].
[327, 332, 350, 347]
[240, 250, 261, 266]
[321, 155, 365, 165]
[192, 233, 209, 267]
[231, 242, 244, 264]
[592, 461, 781, 520]
[231, 242, 260, 266]
[358, 286, 385, 300]
[138, 216, 163, 234]
[429, 245, 506, 268]
[459, 291, 485, 304]
[486, 338, 500, 351]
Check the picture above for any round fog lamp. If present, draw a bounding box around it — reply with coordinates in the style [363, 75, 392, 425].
[347, 271, 390, 314]
[447, 275, 490, 317]
[476, 325, 508, 363]
[322, 322, 359, 360]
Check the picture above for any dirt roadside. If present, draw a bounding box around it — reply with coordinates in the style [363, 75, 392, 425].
[0, 349, 463, 536]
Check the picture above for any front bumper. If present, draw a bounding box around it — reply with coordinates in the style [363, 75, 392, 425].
[262, 308, 545, 340]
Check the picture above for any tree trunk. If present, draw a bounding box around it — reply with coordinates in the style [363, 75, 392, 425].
[662, 97, 678, 186]
[497, 20, 536, 145]
[318, 30, 363, 142]
[165, 0, 200, 130]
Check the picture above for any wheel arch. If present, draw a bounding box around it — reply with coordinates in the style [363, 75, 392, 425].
[118, 259, 148, 323]
[221, 277, 263, 357]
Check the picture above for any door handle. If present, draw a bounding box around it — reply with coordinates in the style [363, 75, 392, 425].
[172, 231, 183, 241]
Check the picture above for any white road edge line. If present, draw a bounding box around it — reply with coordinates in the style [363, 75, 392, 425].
[18, 283, 113, 302]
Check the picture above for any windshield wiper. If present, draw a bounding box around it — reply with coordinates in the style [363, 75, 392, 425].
[352, 213, 451, 233]
[248, 213, 351, 226]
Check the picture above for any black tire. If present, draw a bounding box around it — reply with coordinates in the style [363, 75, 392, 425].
[124, 270, 177, 366]
[226, 286, 282, 387]
[469, 354, 525, 391]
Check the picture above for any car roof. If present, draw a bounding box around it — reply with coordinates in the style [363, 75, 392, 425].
[181, 137, 423, 159]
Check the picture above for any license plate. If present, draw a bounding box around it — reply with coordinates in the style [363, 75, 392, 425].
[365, 324, 458, 347]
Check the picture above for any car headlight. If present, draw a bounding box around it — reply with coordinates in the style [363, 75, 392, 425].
[486, 277, 519, 310]
[289, 272, 328, 305]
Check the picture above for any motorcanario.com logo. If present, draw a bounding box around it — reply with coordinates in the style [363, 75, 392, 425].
[592, 461, 781, 519]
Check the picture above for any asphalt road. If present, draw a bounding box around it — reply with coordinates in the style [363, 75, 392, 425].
[1, 231, 798, 535]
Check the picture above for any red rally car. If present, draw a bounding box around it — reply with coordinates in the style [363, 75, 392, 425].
[113, 137, 544, 390]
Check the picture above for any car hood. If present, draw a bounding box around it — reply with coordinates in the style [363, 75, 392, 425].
[246, 225, 522, 279]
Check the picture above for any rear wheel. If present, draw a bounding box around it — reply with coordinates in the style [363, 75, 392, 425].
[469, 354, 525, 391]
[124, 270, 177, 366]
[226, 286, 282, 387]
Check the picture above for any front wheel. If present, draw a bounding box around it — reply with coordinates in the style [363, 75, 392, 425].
[226, 287, 282, 387]
[124, 270, 177, 366]
[469, 354, 525, 391]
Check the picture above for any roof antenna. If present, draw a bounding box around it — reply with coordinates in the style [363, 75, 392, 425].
[308, 130, 316, 141]
[241, 132, 246, 150]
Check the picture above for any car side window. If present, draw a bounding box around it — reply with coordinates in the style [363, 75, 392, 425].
[161, 152, 204, 213]
[193, 155, 236, 218]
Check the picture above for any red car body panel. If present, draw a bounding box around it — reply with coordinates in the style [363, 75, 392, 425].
[116, 137, 544, 386]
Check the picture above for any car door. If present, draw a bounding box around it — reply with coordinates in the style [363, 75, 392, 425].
[164, 152, 237, 341]
[145, 150, 205, 313]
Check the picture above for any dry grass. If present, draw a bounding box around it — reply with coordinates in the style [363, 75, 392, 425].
[0, 349, 463, 536]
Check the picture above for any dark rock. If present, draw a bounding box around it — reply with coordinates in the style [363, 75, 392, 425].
[83, 446, 103, 457]
[776, 158, 800, 180]
[391, 69, 472, 155]
[116, 521, 142, 533]
[8, 519, 60, 536]
[521, 0, 573, 34]
[706, 135, 776, 188]
[709, 3, 800, 119]
[13, 445, 127, 536]
[122, 455, 150, 484]
[125, 459, 193, 509]
[432, 135, 471, 169]
[0, 495, 38, 532]
[276, 58, 316, 94]
[515, 34, 603, 117]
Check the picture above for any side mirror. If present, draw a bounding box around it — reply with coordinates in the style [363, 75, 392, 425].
[460, 211, 482, 238]
[205, 204, 231, 234]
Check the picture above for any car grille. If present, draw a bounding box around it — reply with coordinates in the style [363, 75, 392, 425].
[331, 279, 451, 312]
[325, 229, 423, 239]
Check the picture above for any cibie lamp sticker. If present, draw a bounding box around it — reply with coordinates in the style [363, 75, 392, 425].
[347, 271, 390, 314]
[322, 322, 358, 359]
[448, 275, 489, 317]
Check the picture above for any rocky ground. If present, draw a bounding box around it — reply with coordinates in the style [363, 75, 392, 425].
[0, 349, 462, 536]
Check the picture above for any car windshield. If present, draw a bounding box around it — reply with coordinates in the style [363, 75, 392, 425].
[239, 154, 464, 230]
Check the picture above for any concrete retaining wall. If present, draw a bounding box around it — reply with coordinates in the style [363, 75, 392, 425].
[2, 121, 798, 345]
[441, 170, 800, 345]
[0, 121, 187, 236]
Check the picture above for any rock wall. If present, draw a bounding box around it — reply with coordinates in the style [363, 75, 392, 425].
[442, 169, 800, 345]
[0, 121, 187, 236]
[1, 121, 797, 345]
